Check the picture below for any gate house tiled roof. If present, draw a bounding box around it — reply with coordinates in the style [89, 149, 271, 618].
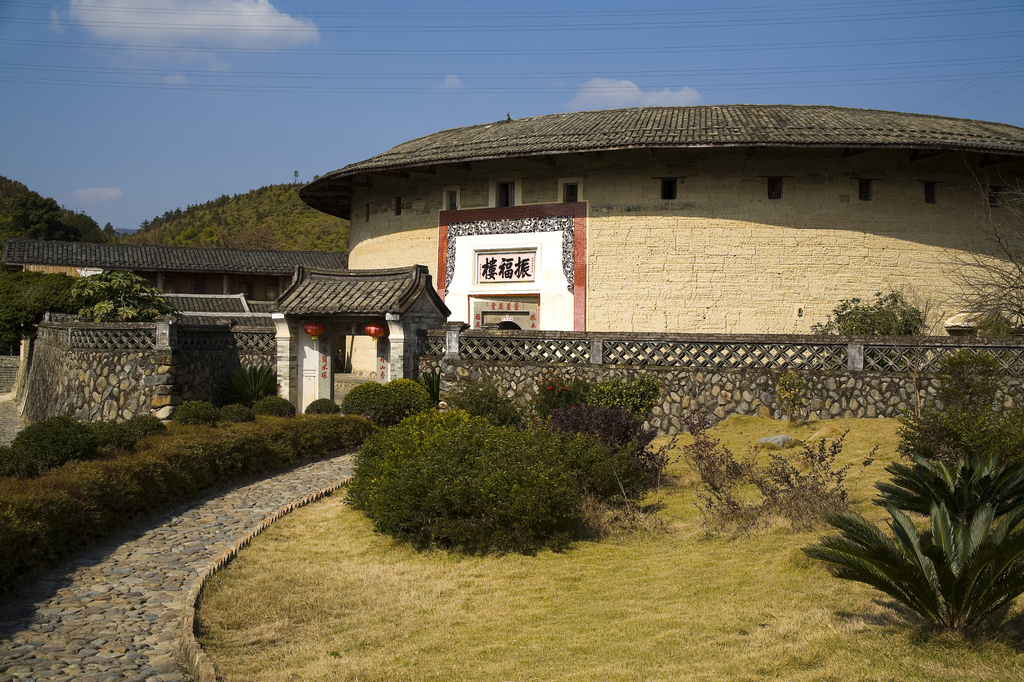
[2, 239, 348, 275]
[277, 265, 450, 317]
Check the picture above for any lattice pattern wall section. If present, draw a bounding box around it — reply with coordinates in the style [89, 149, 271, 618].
[602, 340, 847, 370]
[433, 331, 1024, 378]
[178, 329, 233, 351]
[461, 336, 591, 363]
[234, 333, 276, 353]
[864, 345, 1024, 376]
[422, 335, 446, 356]
[69, 328, 156, 350]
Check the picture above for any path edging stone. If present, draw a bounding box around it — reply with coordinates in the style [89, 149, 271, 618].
[177, 474, 353, 682]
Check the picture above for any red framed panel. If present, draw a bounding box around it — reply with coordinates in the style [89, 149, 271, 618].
[437, 202, 588, 331]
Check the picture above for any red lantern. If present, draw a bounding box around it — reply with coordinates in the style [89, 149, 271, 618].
[304, 322, 326, 338]
[364, 323, 388, 338]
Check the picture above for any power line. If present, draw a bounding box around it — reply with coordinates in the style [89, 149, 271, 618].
[2, 70, 1020, 94]
[3, 55, 1023, 81]
[2, 30, 1021, 57]
[12, 6, 1021, 34]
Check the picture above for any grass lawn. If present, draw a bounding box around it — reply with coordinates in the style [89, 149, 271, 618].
[196, 416, 1024, 681]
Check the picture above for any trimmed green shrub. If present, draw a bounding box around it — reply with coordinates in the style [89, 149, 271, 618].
[0, 445, 15, 477]
[174, 400, 220, 426]
[86, 415, 168, 453]
[89, 420, 137, 452]
[3, 416, 99, 477]
[0, 414, 374, 596]
[253, 395, 297, 417]
[123, 414, 167, 440]
[347, 409, 601, 553]
[219, 403, 256, 423]
[220, 365, 278, 407]
[341, 382, 381, 418]
[341, 379, 430, 426]
[304, 398, 341, 415]
[447, 378, 524, 427]
[547, 405, 665, 500]
[586, 374, 661, 419]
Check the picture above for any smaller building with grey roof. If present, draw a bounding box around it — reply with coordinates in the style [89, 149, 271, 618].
[2, 238, 348, 303]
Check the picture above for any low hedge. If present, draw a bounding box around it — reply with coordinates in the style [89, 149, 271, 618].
[0, 414, 375, 597]
[305, 398, 341, 415]
[253, 395, 297, 418]
[342, 379, 431, 426]
[347, 409, 617, 553]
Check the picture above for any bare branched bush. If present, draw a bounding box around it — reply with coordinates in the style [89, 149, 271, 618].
[947, 172, 1024, 327]
[683, 413, 870, 534]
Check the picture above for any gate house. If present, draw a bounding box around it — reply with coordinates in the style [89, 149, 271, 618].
[273, 265, 449, 412]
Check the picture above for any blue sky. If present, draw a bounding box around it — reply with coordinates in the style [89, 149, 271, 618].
[2, 0, 1023, 233]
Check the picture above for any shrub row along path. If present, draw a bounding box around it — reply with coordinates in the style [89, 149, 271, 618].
[0, 434, 356, 682]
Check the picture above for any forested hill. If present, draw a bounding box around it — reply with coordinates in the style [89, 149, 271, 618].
[0, 176, 29, 214]
[125, 184, 349, 252]
[0, 175, 110, 242]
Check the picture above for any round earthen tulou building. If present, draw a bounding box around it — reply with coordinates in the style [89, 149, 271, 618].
[300, 105, 1024, 374]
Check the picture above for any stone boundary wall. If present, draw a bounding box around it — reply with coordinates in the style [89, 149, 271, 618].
[420, 327, 1024, 434]
[23, 321, 275, 423]
[0, 356, 19, 393]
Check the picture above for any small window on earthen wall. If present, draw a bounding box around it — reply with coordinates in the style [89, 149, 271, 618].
[661, 178, 677, 200]
[858, 179, 872, 201]
[924, 182, 936, 204]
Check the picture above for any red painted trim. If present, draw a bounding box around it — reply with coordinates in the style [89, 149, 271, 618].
[572, 210, 587, 332]
[436, 219, 449, 300]
[437, 203, 588, 331]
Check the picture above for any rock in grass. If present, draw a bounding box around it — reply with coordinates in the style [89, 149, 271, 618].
[758, 435, 793, 447]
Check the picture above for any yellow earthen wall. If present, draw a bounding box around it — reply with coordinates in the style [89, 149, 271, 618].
[344, 146, 1019, 359]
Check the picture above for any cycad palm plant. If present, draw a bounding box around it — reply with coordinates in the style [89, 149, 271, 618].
[876, 450, 1024, 521]
[221, 365, 278, 407]
[805, 452, 1024, 632]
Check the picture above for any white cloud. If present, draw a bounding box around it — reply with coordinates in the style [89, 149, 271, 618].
[72, 187, 123, 202]
[68, 0, 319, 49]
[50, 7, 66, 33]
[568, 78, 703, 110]
[435, 74, 463, 90]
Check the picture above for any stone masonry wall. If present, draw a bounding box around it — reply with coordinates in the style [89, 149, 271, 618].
[420, 329, 1024, 435]
[432, 360, 1024, 434]
[23, 322, 275, 423]
[24, 340, 162, 423]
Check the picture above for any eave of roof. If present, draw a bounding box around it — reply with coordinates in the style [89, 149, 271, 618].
[300, 104, 1024, 219]
[276, 265, 451, 317]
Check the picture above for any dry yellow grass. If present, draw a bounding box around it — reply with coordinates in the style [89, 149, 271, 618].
[196, 416, 1024, 681]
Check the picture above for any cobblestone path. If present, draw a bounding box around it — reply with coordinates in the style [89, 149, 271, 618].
[0, 453, 355, 682]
